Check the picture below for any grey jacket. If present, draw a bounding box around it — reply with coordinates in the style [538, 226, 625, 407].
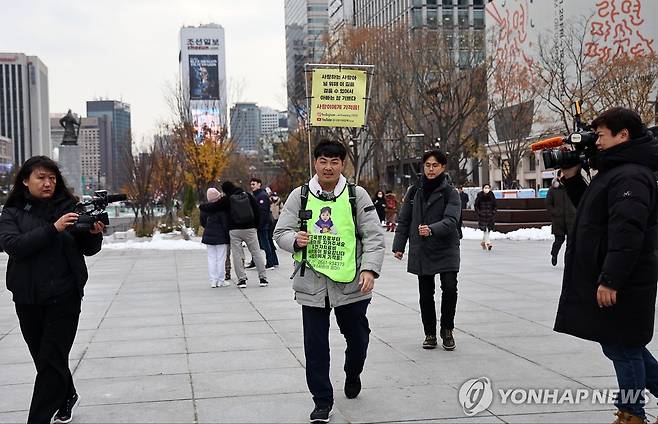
[274, 184, 385, 308]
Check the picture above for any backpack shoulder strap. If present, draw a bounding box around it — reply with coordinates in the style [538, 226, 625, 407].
[347, 183, 357, 220]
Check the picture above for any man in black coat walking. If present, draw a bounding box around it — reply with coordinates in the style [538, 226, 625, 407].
[393, 150, 462, 351]
[554, 107, 658, 423]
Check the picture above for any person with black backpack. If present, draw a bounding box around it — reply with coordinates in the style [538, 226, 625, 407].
[199, 181, 267, 288]
[392, 150, 462, 351]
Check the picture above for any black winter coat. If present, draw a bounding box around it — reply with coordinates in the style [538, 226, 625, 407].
[199, 188, 260, 230]
[200, 204, 230, 245]
[392, 175, 461, 275]
[546, 184, 576, 236]
[0, 193, 103, 304]
[253, 188, 273, 230]
[372, 196, 386, 221]
[474, 191, 497, 231]
[554, 132, 658, 346]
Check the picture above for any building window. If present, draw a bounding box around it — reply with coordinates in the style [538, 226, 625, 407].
[526, 179, 536, 190]
[427, 7, 438, 28]
[473, 9, 484, 28]
[442, 7, 454, 28]
[529, 154, 536, 171]
[458, 8, 469, 28]
[412, 7, 423, 27]
[442, 0, 453, 5]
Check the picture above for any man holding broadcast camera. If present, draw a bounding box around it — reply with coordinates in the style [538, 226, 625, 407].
[274, 140, 384, 424]
[554, 107, 658, 424]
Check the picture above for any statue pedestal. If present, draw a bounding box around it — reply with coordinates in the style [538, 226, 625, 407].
[59, 144, 83, 197]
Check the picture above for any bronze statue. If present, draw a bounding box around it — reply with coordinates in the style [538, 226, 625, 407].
[60, 109, 80, 145]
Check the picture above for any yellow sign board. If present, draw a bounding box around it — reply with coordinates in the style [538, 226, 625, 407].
[310, 68, 368, 128]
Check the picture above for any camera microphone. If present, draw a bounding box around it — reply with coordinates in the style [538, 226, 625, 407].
[106, 194, 127, 203]
[530, 136, 565, 152]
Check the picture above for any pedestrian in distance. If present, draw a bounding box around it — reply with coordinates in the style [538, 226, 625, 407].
[474, 184, 497, 251]
[200, 188, 231, 288]
[554, 107, 658, 424]
[384, 190, 398, 232]
[199, 181, 268, 288]
[545, 173, 576, 266]
[274, 140, 385, 424]
[249, 178, 279, 269]
[392, 150, 462, 351]
[0, 156, 104, 424]
[372, 190, 386, 225]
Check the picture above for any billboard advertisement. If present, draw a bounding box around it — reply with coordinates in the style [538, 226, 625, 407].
[189, 55, 220, 100]
[192, 106, 222, 141]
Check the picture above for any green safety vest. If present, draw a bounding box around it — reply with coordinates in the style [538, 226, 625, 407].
[293, 186, 357, 283]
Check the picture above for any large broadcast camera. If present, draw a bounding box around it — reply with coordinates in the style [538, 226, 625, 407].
[530, 101, 599, 170]
[72, 190, 127, 232]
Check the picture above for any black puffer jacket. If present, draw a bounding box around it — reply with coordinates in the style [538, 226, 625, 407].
[0, 192, 103, 304]
[200, 205, 230, 245]
[392, 175, 461, 275]
[474, 191, 497, 231]
[554, 132, 658, 346]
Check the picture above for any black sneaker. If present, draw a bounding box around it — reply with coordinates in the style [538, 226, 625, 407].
[259, 279, 268, 287]
[422, 335, 437, 349]
[440, 328, 456, 351]
[237, 280, 247, 289]
[53, 393, 79, 424]
[245, 262, 256, 269]
[344, 375, 361, 399]
[309, 403, 333, 423]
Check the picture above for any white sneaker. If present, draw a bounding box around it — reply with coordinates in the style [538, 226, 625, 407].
[210, 281, 218, 288]
[219, 281, 230, 287]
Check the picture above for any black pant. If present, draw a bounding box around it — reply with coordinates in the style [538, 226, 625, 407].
[15, 293, 81, 424]
[551, 234, 566, 257]
[302, 298, 371, 407]
[418, 272, 458, 336]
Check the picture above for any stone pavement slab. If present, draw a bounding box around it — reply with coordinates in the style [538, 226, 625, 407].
[0, 233, 657, 423]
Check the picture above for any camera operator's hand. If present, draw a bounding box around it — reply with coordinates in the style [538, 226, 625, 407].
[393, 251, 404, 260]
[418, 225, 431, 237]
[295, 231, 310, 248]
[89, 221, 105, 235]
[54, 213, 79, 232]
[597, 285, 617, 308]
[560, 164, 581, 180]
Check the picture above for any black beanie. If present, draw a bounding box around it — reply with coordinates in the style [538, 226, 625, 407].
[221, 181, 237, 195]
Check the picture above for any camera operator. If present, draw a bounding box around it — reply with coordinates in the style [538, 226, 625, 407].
[554, 107, 658, 423]
[0, 156, 104, 424]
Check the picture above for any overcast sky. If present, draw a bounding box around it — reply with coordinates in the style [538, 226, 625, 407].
[2, 0, 287, 147]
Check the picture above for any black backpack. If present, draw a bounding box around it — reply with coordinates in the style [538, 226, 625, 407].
[229, 192, 255, 225]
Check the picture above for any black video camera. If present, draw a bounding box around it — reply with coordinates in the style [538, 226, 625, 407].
[540, 130, 599, 170]
[72, 190, 127, 232]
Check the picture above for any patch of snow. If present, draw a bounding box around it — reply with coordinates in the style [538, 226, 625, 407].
[103, 231, 204, 250]
[462, 226, 552, 241]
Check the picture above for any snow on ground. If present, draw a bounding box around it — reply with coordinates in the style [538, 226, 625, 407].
[102, 226, 553, 250]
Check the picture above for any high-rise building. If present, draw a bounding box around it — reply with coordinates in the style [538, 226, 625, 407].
[285, 0, 329, 130]
[260, 107, 285, 137]
[230, 102, 261, 153]
[329, 0, 355, 34]
[179, 24, 228, 140]
[86, 100, 131, 191]
[0, 53, 50, 167]
[354, 0, 486, 66]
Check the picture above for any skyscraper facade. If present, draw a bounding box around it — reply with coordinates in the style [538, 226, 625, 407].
[179, 24, 228, 141]
[284, 0, 329, 130]
[86, 100, 131, 191]
[0, 53, 50, 167]
[354, 0, 486, 66]
[230, 102, 261, 153]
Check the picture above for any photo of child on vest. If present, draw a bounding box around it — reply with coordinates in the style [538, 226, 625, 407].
[314, 206, 338, 234]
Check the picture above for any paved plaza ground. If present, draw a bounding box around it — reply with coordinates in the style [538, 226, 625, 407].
[0, 233, 657, 423]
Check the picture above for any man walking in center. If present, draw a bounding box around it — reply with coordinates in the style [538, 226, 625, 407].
[274, 140, 385, 424]
[250, 178, 279, 269]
